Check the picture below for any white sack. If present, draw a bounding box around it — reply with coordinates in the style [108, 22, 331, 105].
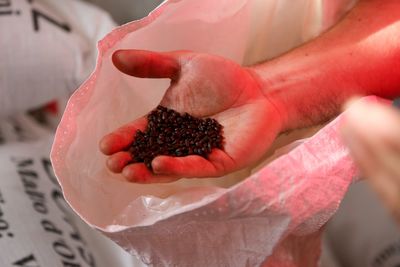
[0, 0, 115, 117]
[51, 0, 361, 266]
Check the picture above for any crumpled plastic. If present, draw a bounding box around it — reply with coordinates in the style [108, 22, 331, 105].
[50, 0, 362, 266]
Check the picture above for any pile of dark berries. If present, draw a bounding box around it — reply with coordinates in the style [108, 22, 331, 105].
[129, 106, 224, 170]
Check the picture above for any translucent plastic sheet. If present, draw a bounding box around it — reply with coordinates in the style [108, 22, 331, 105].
[51, 0, 360, 266]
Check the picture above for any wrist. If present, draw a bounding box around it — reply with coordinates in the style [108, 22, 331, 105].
[247, 54, 345, 132]
[246, 66, 290, 133]
[246, 62, 308, 132]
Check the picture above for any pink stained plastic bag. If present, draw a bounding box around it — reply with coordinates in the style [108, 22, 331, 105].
[50, 0, 362, 266]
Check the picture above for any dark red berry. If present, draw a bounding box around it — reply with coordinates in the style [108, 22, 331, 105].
[128, 106, 224, 171]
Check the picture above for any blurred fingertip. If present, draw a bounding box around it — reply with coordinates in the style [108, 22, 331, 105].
[342, 96, 363, 112]
[152, 156, 173, 175]
[106, 152, 132, 173]
[122, 167, 140, 183]
[122, 164, 152, 183]
[342, 99, 371, 129]
[99, 134, 124, 156]
[99, 135, 112, 155]
[122, 167, 134, 182]
[106, 157, 120, 173]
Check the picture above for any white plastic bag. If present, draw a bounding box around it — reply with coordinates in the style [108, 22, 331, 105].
[51, 0, 360, 266]
[0, 117, 142, 267]
[0, 0, 115, 117]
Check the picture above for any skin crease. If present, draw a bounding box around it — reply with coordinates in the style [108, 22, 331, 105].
[100, 0, 400, 219]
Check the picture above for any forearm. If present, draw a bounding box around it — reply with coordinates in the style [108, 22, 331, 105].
[250, 0, 400, 131]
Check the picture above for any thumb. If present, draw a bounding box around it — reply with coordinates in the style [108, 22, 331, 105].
[112, 49, 181, 80]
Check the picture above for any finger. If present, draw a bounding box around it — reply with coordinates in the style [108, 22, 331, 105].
[343, 101, 400, 177]
[341, 122, 380, 178]
[368, 139, 400, 180]
[371, 104, 400, 152]
[106, 151, 133, 173]
[341, 101, 400, 220]
[368, 172, 400, 223]
[341, 120, 400, 221]
[99, 116, 147, 155]
[152, 149, 235, 178]
[112, 50, 181, 79]
[122, 163, 180, 184]
[343, 128, 400, 219]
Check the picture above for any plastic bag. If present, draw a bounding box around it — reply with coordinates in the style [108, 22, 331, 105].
[51, 0, 359, 266]
[0, 116, 140, 267]
[0, 0, 115, 117]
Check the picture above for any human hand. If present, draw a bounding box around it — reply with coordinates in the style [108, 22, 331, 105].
[99, 50, 284, 183]
[341, 99, 400, 224]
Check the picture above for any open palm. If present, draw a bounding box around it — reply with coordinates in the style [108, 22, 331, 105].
[100, 50, 284, 183]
